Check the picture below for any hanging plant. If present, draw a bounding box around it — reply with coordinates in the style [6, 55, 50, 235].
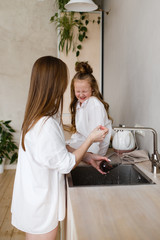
[50, 0, 101, 57]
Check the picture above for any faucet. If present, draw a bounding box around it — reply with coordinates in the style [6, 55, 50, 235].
[113, 126, 160, 174]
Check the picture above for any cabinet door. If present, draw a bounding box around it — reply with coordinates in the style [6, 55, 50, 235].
[58, 11, 103, 124]
[66, 193, 78, 240]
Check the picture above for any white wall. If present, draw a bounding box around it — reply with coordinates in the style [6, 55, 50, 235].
[0, 0, 57, 143]
[103, 0, 160, 154]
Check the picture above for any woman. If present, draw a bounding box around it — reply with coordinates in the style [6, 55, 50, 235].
[11, 56, 109, 240]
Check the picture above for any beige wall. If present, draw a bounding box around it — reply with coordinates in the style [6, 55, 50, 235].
[0, 0, 57, 143]
[103, 0, 160, 154]
[59, 12, 102, 124]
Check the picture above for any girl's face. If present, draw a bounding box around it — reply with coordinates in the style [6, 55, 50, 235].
[74, 79, 92, 105]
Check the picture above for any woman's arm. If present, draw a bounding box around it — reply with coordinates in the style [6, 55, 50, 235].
[67, 126, 108, 169]
[66, 139, 110, 174]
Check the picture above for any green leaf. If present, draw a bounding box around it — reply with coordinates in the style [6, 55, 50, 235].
[4, 153, 10, 159]
[4, 120, 11, 124]
[85, 20, 89, 25]
[81, 15, 85, 20]
[50, 16, 54, 22]
[83, 32, 86, 38]
[10, 152, 18, 164]
[10, 129, 15, 132]
[80, 26, 87, 32]
[78, 34, 84, 42]
[12, 143, 18, 150]
[77, 45, 82, 50]
[76, 51, 80, 57]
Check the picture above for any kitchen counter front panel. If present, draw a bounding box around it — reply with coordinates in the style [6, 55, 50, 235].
[66, 161, 160, 240]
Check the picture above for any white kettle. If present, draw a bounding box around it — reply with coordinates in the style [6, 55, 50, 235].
[112, 130, 136, 153]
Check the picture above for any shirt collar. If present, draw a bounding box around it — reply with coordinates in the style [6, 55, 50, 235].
[76, 99, 89, 109]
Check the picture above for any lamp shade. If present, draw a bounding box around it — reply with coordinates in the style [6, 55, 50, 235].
[65, 0, 98, 12]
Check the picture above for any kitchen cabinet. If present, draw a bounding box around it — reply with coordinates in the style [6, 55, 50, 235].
[66, 191, 78, 240]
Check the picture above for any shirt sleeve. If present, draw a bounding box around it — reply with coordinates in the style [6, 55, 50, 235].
[80, 98, 104, 153]
[87, 100, 106, 133]
[85, 97, 111, 154]
[35, 118, 75, 174]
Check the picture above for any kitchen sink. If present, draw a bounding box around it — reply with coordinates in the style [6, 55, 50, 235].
[68, 164, 155, 187]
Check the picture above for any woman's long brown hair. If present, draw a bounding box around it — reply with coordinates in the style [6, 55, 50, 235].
[22, 56, 68, 151]
[69, 62, 112, 133]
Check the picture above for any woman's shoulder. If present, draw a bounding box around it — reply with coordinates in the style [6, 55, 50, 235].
[35, 116, 61, 133]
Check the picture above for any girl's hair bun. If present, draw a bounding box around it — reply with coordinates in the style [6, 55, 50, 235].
[75, 62, 93, 74]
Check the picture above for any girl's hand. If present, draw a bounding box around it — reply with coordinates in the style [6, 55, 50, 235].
[88, 125, 108, 143]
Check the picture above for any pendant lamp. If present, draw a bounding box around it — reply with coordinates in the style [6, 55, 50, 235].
[65, 0, 98, 12]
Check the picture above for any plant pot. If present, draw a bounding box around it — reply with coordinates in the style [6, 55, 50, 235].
[0, 158, 5, 174]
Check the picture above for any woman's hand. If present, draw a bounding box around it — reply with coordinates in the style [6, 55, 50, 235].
[88, 125, 108, 143]
[82, 152, 110, 175]
[66, 145, 110, 174]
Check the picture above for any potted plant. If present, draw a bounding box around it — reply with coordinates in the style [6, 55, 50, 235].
[50, 0, 101, 57]
[0, 120, 18, 174]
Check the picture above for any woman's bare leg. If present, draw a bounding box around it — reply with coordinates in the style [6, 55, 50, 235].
[25, 226, 58, 240]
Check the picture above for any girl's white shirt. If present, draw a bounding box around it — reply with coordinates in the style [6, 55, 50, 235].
[11, 116, 75, 234]
[66, 96, 112, 156]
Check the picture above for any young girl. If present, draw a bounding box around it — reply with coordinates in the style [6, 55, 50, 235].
[66, 61, 112, 157]
[11, 56, 108, 240]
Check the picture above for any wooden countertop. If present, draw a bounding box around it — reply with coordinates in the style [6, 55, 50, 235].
[66, 160, 160, 240]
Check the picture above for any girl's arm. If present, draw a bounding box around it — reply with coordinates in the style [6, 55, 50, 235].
[86, 98, 111, 154]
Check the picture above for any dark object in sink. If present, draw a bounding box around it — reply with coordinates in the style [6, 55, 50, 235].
[99, 160, 119, 172]
[68, 165, 155, 187]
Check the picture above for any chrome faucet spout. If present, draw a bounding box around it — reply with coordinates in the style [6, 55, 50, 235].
[113, 126, 160, 173]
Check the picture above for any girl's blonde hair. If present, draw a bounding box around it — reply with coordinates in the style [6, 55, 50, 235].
[69, 61, 111, 133]
[22, 56, 68, 150]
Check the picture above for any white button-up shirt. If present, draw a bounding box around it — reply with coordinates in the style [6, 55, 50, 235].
[11, 116, 75, 234]
[67, 96, 112, 156]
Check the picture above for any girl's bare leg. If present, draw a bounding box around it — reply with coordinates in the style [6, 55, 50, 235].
[25, 226, 58, 240]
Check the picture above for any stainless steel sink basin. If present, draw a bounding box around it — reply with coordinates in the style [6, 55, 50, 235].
[68, 164, 155, 187]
